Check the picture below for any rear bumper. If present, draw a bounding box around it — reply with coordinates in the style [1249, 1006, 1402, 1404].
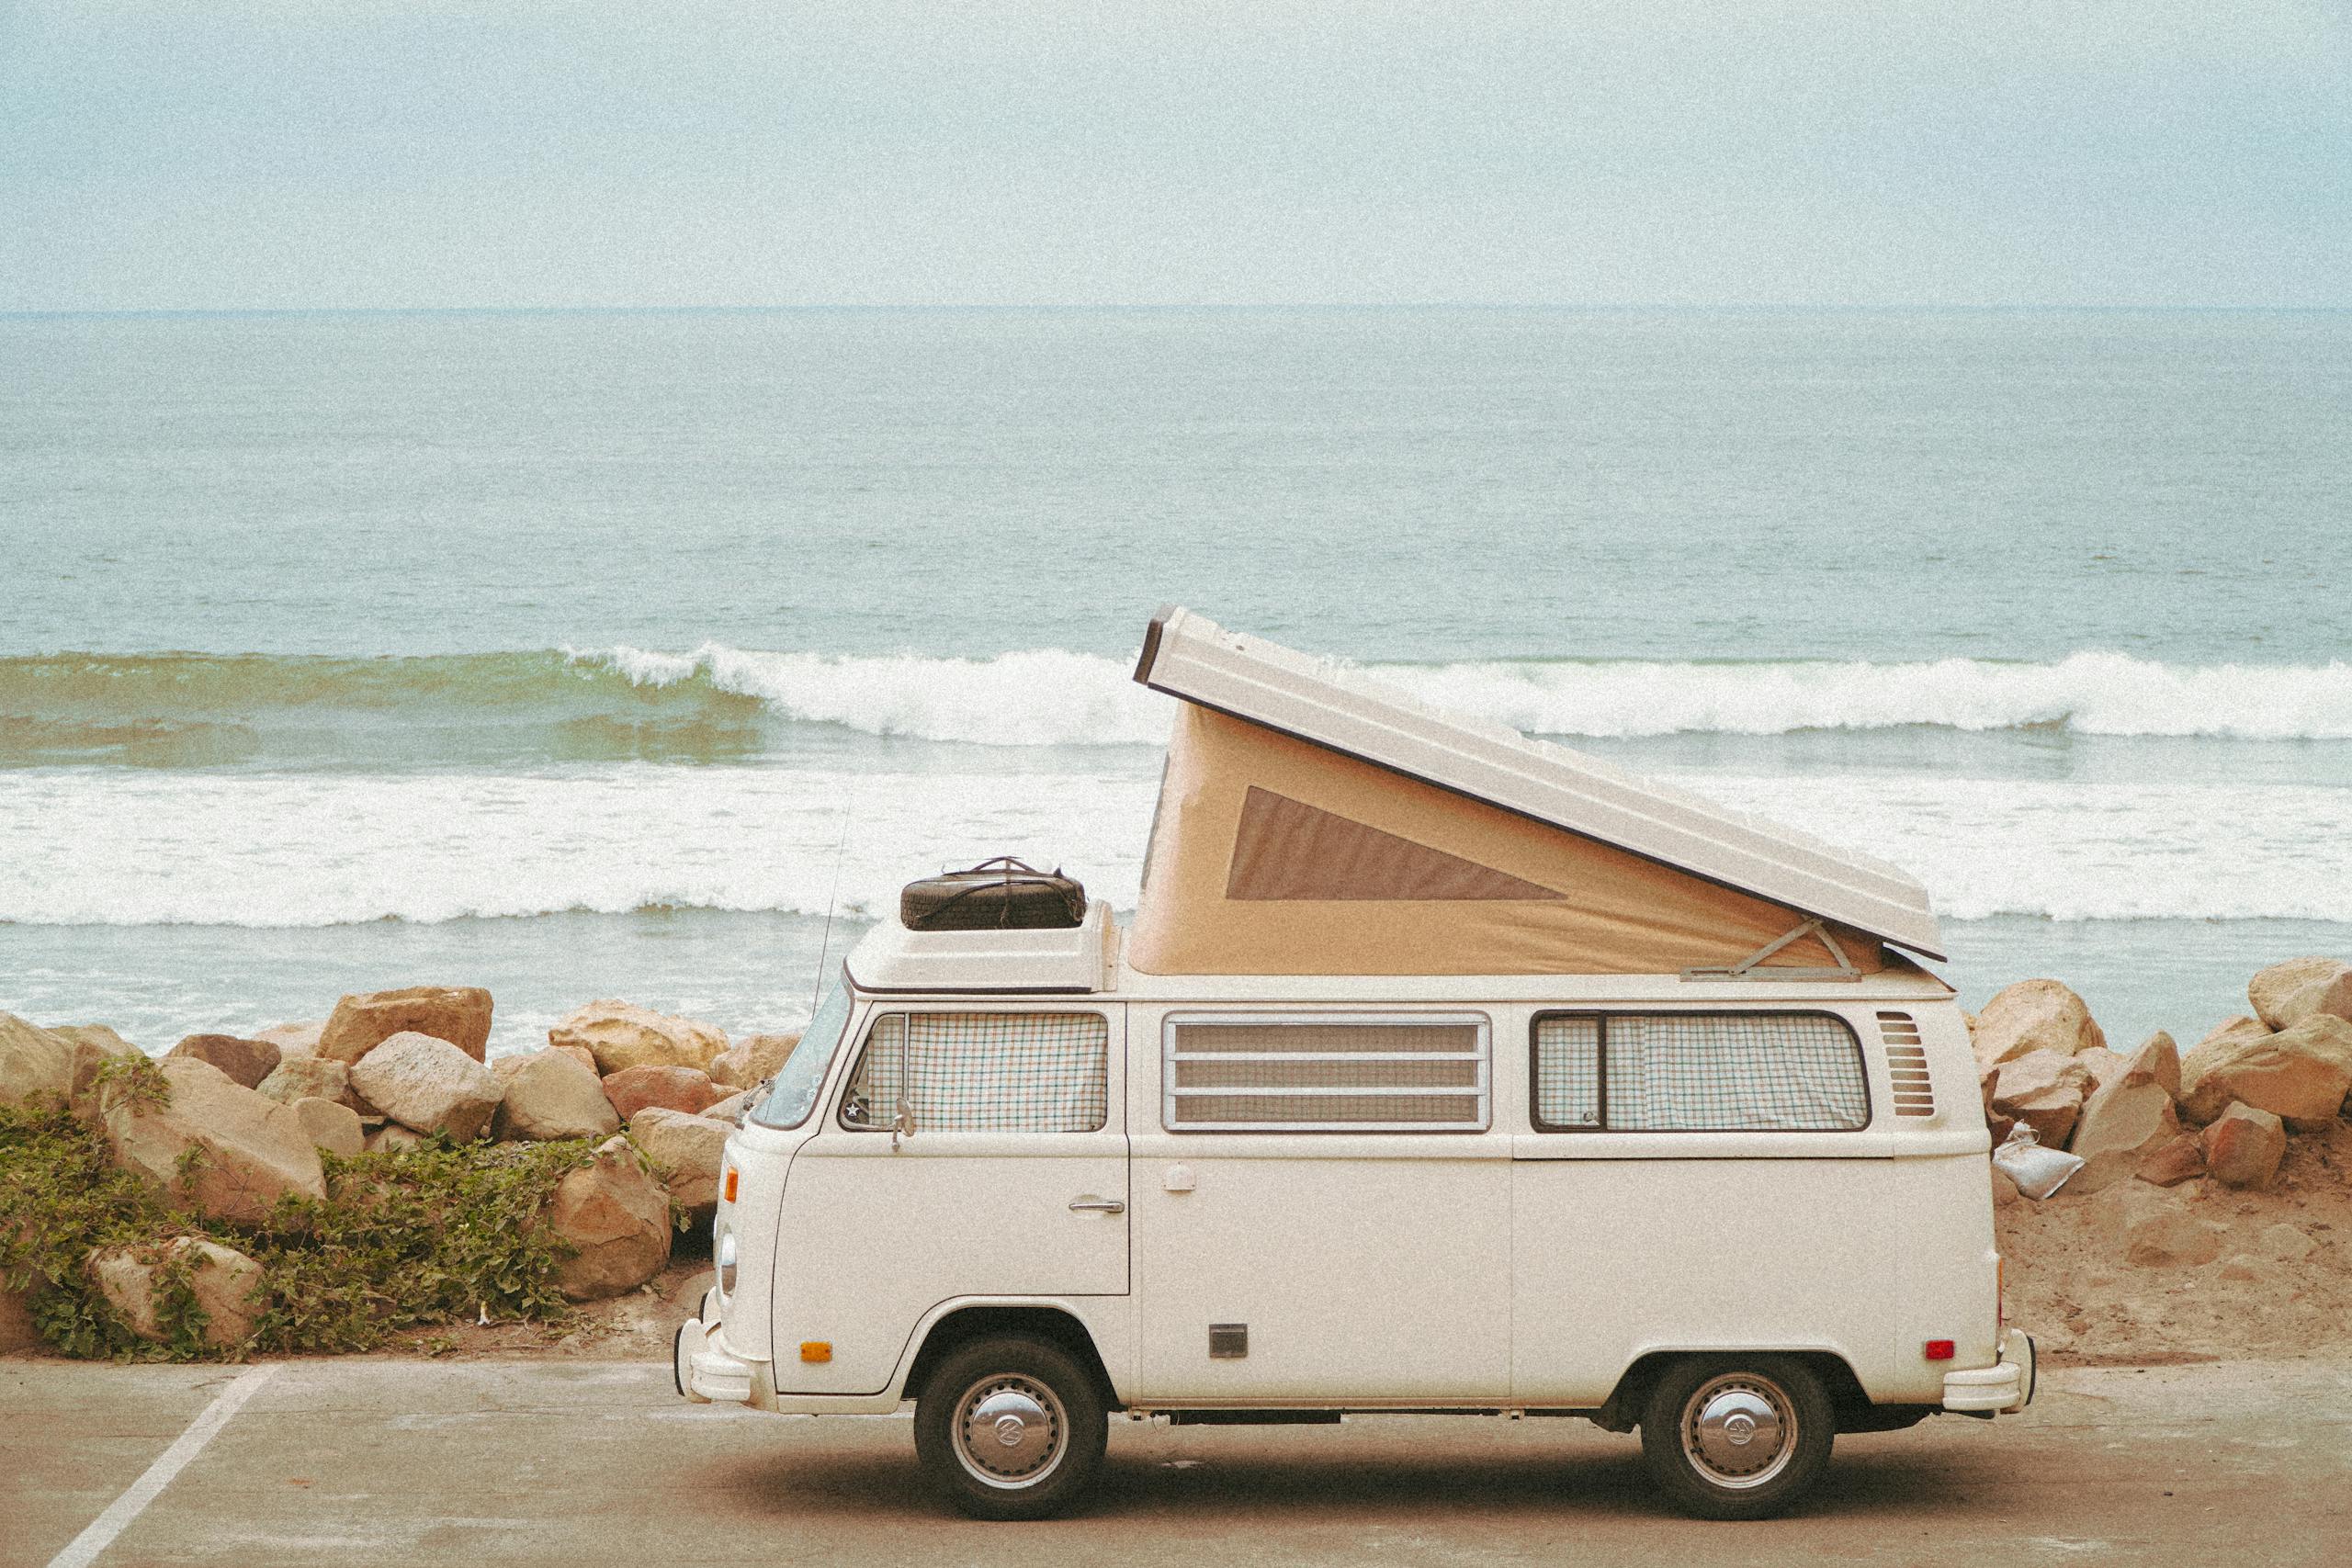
[1942, 1329, 2035, 1414]
[673, 1314, 756, 1405]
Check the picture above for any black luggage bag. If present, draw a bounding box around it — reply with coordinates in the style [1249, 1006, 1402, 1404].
[899, 857, 1088, 931]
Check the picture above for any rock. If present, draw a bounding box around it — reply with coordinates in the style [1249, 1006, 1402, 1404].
[1991, 1165, 2022, 1206]
[2164, 1020, 2257, 1114]
[708, 1032, 800, 1089]
[1975, 1065, 2016, 1140]
[166, 1033, 282, 1090]
[1989, 1049, 2092, 1148]
[549, 999, 726, 1076]
[546, 1137, 672, 1301]
[2200, 1103, 2286, 1190]
[2090, 1183, 2225, 1267]
[2068, 1033, 2185, 1191]
[550, 1044, 599, 1077]
[2257, 1223, 2317, 1262]
[1, 1283, 41, 1353]
[601, 1065, 720, 1122]
[317, 987, 493, 1065]
[253, 1020, 326, 1057]
[2178, 1012, 2352, 1125]
[366, 1123, 430, 1154]
[56, 1026, 143, 1109]
[291, 1096, 365, 1159]
[2217, 1254, 2263, 1283]
[2074, 1044, 2129, 1095]
[104, 1057, 327, 1224]
[0, 1013, 75, 1110]
[255, 1055, 353, 1108]
[704, 1089, 754, 1126]
[628, 1108, 730, 1218]
[2248, 955, 2352, 1032]
[347, 1032, 502, 1143]
[2136, 1132, 2206, 1187]
[89, 1237, 264, 1348]
[490, 1049, 619, 1142]
[1970, 979, 2107, 1068]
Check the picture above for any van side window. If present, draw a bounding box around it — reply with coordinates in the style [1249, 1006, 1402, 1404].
[1163, 1015, 1489, 1132]
[1532, 1012, 1869, 1133]
[840, 1012, 1108, 1133]
[1531, 1016, 1601, 1128]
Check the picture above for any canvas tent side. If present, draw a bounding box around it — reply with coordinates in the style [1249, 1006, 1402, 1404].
[1126, 609, 1943, 978]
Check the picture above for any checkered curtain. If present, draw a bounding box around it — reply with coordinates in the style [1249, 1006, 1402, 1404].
[1605, 1014, 1868, 1131]
[844, 1012, 1109, 1133]
[1532, 1017, 1601, 1128]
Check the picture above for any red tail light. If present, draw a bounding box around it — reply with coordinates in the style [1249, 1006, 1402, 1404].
[1924, 1339, 1956, 1361]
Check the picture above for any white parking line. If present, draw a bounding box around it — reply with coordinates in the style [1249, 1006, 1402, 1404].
[46, 1363, 279, 1568]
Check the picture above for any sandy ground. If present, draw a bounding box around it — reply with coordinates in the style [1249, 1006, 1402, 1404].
[6, 1354, 2349, 1568]
[1996, 1120, 2352, 1364]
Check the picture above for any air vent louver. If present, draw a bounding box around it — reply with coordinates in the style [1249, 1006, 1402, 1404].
[1877, 1011, 1935, 1117]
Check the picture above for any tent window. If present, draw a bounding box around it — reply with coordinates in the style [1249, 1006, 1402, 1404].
[1532, 1012, 1868, 1133]
[840, 1012, 1108, 1133]
[1225, 788, 1562, 902]
[1163, 1015, 1490, 1131]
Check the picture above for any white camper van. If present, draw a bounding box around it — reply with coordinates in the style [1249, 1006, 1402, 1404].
[673, 608, 2034, 1521]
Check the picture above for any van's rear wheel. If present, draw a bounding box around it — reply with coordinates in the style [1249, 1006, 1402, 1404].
[913, 1336, 1105, 1519]
[1637, 1356, 1834, 1519]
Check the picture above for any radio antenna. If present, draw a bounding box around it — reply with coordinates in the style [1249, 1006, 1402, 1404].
[809, 793, 854, 1018]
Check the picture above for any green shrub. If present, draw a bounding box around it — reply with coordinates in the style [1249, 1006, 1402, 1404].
[0, 1104, 605, 1360]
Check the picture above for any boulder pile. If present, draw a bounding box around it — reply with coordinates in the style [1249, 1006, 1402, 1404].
[1975, 959, 2342, 1203]
[1980, 956, 2352, 1202]
[0, 987, 807, 1353]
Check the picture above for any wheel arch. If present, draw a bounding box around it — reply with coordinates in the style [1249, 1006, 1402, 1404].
[899, 1302, 1122, 1412]
[1595, 1348, 1874, 1434]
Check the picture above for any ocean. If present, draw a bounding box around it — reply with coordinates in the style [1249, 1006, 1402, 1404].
[3, 306, 2347, 1056]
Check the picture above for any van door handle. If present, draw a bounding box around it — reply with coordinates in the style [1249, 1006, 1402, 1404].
[1069, 1196, 1125, 1213]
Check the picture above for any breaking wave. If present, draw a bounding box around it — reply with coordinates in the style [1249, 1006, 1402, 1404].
[591, 644, 2352, 743]
[6, 646, 2352, 762]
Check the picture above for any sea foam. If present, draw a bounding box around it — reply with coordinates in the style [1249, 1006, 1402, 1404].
[2, 762, 2345, 929]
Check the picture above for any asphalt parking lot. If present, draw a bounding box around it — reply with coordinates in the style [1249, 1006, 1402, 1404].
[5, 1355, 2348, 1567]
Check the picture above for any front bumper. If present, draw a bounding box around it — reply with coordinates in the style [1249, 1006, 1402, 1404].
[1942, 1328, 2036, 1414]
[673, 1314, 756, 1405]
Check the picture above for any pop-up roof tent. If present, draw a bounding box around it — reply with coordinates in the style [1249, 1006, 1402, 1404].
[1126, 608, 1945, 979]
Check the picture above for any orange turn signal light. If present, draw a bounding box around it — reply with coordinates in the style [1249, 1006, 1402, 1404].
[800, 1341, 832, 1363]
[723, 1168, 739, 1204]
[1924, 1339, 1956, 1361]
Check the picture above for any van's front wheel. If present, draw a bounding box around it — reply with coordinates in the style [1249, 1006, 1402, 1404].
[913, 1336, 1106, 1519]
[1637, 1356, 1834, 1519]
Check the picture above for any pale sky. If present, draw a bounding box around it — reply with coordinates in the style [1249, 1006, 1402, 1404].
[3, 1, 2347, 311]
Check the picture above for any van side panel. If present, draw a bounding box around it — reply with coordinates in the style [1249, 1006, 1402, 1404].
[1510, 1156, 1898, 1404]
[1885, 1152, 2003, 1396]
[1130, 1144, 1514, 1401]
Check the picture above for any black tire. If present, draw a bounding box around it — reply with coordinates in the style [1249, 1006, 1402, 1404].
[1636, 1355, 1836, 1520]
[912, 1336, 1107, 1520]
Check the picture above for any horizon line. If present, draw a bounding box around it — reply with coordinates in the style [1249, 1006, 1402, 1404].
[6, 300, 2351, 322]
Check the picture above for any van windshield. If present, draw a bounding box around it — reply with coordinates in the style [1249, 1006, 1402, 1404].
[750, 979, 853, 1130]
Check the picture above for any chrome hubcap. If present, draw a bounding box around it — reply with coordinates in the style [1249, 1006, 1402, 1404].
[953, 1375, 1067, 1489]
[1682, 1374, 1794, 1488]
